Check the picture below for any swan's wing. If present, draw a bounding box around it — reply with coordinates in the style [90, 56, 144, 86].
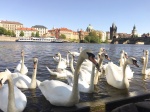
[14, 63, 21, 73]
[125, 65, 134, 79]
[146, 68, 150, 75]
[13, 74, 31, 88]
[39, 80, 72, 106]
[0, 84, 27, 112]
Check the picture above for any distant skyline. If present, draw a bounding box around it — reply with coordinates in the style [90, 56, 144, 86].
[0, 0, 149, 34]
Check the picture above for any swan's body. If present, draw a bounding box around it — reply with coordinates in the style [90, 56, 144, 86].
[55, 52, 67, 69]
[14, 50, 28, 75]
[68, 47, 82, 57]
[38, 49, 99, 106]
[6, 58, 38, 89]
[141, 50, 150, 79]
[105, 57, 139, 89]
[0, 72, 27, 112]
[46, 66, 72, 78]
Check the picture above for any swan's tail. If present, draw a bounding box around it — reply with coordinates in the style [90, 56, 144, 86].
[5, 68, 12, 74]
[36, 79, 41, 87]
[46, 66, 57, 76]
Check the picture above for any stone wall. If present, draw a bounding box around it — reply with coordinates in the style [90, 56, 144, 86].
[0, 36, 18, 41]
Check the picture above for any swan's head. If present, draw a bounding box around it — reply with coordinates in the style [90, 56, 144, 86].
[80, 49, 100, 71]
[124, 52, 128, 59]
[21, 50, 24, 57]
[33, 57, 38, 69]
[140, 56, 145, 65]
[55, 52, 61, 57]
[126, 57, 139, 67]
[98, 52, 110, 60]
[145, 50, 149, 55]
[0, 72, 10, 88]
[99, 48, 105, 53]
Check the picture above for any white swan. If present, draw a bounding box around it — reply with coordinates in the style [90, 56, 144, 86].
[105, 57, 139, 89]
[68, 47, 82, 57]
[0, 72, 27, 112]
[37, 49, 99, 106]
[53, 52, 70, 67]
[67, 62, 96, 93]
[6, 57, 38, 89]
[14, 50, 28, 75]
[55, 52, 67, 69]
[141, 50, 150, 79]
[46, 66, 72, 78]
[119, 50, 134, 79]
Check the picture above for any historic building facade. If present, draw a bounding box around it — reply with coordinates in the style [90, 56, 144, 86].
[47, 27, 79, 40]
[31, 25, 48, 37]
[0, 20, 23, 31]
[15, 27, 37, 37]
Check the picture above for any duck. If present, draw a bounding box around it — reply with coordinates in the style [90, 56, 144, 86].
[141, 50, 150, 79]
[5, 57, 38, 89]
[37, 49, 100, 106]
[14, 50, 28, 75]
[105, 57, 139, 89]
[0, 72, 27, 112]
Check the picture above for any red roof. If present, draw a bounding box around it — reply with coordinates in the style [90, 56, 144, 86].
[0, 20, 23, 25]
[16, 27, 37, 31]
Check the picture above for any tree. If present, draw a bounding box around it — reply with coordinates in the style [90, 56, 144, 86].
[31, 32, 35, 37]
[0, 27, 7, 35]
[84, 31, 99, 43]
[20, 31, 24, 37]
[59, 34, 66, 39]
[11, 30, 16, 37]
[7, 30, 12, 36]
[35, 31, 40, 37]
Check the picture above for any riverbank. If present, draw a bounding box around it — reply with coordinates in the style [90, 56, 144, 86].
[0, 36, 17, 41]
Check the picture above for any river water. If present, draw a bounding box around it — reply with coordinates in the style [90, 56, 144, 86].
[0, 42, 150, 112]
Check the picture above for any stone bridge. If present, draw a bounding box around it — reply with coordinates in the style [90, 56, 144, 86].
[111, 37, 150, 44]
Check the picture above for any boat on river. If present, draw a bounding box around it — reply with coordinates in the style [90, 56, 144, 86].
[16, 37, 63, 43]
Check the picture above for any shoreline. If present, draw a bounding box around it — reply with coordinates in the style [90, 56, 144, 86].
[0, 36, 18, 41]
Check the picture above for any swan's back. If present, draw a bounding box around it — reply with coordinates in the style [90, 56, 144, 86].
[39, 80, 73, 106]
[14, 61, 28, 75]
[106, 62, 123, 87]
[0, 84, 27, 112]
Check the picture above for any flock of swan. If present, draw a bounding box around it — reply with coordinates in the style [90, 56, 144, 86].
[0, 47, 150, 112]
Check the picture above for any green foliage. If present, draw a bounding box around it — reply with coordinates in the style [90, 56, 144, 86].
[31, 32, 35, 37]
[11, 30, 16, 37]
[84, 31, 100, 43]
[35, 31, 40, 37]
[7, 30, 12, 36]
[20, 31, 24, 37]
[0, 27, 7, 35]
[59, 34, 66, 39]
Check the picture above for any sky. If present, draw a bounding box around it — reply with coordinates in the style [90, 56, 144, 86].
[0, 0, 149, 34]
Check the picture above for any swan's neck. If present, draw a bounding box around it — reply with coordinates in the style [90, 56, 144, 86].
[143, 55, 148, 74]
[30, 62, 37, 88]
[7, 75, 16, 112]
[94, 58, 103, 84]
[120, 54, 124, 67]
[70, 55, 75, 73]
[20, 55, 24, 74]
[70, 57, 84, 103]
[89, 64, 95, 92]
[123, 62, 129, 88]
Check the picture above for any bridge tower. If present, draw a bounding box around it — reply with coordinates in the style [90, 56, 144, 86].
[110, 23, 117, 40]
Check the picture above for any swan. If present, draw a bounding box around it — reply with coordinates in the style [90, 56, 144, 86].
[119, 50, 134, 79]
[53, 52, 70, 67]
[55, 52, 67, 69]
[46, 66, 72, 78]
[37, 49, 99, 106]
[6, 57, 38, 89]
[141, 50, 150, 79]
[68, 47, 82, 57]
[105, 57, 139, 89]
[14, 50, 28, 75]
[0, 72, 27, 112]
